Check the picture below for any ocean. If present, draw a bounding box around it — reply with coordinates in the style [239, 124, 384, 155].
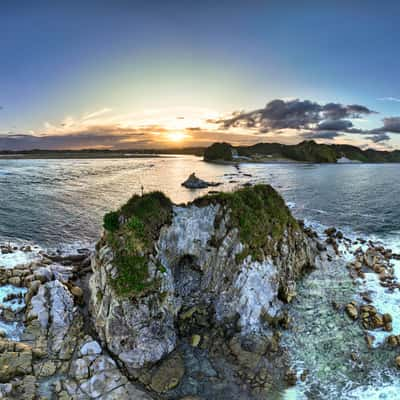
[1, 155, 400, 399]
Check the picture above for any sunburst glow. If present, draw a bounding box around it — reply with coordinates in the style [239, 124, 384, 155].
[167, 132, 188, 142]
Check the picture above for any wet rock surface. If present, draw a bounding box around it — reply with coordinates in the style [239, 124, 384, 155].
[88, 185, 317, 398]
[281, 228, 400, 399]
[0, 248, 152, 399]
[4, 185, 399, 399]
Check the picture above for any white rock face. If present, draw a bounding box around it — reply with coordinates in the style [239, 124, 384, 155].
[66, 337, 153, 400]
[217, 258, 282, 331]
[28, 285, 49, 329]
[80, 340, 102, 356]
[28, 280, 75, 355]
[89, 246, 177, 373]
[158, 205, 220, 259]
[90, 199, 316, 374]
[47, 280, 75, 354]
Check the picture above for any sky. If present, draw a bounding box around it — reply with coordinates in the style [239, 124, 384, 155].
[2, 0, 400, 150]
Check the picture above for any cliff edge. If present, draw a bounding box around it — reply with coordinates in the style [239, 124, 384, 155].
[89, 185, 317, 396]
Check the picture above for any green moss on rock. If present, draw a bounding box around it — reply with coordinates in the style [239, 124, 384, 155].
[197, 184, 298, 261]
[102, 185, 298, 296]
[103, 211, 120, 232]
[103, 191, 172, 297]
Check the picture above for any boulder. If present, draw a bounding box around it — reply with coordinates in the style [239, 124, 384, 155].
[0, 342, 33, 382]
[149, 351, 185, 393]
[181, 173, 221, 189]
[345, 302, 358, 320]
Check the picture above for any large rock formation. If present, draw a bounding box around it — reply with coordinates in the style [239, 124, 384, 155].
[0, 184, 319, 399]
[0, 250, 152, 399]
[89, 185, 316, 379]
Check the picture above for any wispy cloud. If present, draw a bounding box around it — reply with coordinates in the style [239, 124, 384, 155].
[82, 108, 113, 121]
[367, 132, 391, 143]
[377, 97, 400, 102]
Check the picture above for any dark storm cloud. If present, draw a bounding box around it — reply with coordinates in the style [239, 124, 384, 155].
[366, 132, 391, 143]
[215, 99, 376, 134]
[316, 119, 353, 131]
[322, 103, 375, 120]
[302, 131, 343, 140]
[382, 117, 400, 133]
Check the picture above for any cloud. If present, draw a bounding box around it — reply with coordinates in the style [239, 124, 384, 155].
[302, 131, 343, 140]
[377, 97, 400, 102]
[322, 103, 375, 120]
[214, 99, 376, 134]
[367, 132, 391, 143]
[82, 108, 112, 121]
[2, 99, 400, 151]
[316, 119, 353, 131]
[0, 127, 155, 151]
[381, 117, 400, 133]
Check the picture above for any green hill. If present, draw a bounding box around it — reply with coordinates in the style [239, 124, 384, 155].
[204, 141, 400, 163]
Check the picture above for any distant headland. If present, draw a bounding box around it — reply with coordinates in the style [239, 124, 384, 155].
[203, 141, 400, 164]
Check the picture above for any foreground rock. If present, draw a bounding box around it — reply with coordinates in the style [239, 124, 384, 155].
[89, 185, 317, 397]
[0, 251, 152, 399]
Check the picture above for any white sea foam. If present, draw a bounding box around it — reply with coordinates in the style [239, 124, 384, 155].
[0, 247, 41, 269]
[0, 284, 27, 340]
[283, 221, 400, 399]
[0, 284, 27, 312]
[346, 379, 400, 399]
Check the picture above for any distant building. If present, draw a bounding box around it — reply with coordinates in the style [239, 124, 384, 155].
[336, 156, 361, 164]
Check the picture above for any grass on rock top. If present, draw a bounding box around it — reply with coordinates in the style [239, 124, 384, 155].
[103, 185, 298, 296]
[103, 191, 172, 297]
[197, 184, 298, 261]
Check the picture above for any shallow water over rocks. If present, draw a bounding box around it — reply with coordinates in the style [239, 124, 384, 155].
[280, 232, 400, 399]
[0, 285, 27, 340]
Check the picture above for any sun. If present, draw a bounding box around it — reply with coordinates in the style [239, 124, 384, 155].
[167, 132, 187, 142]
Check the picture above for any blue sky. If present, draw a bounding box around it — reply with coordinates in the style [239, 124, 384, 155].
[2, 0, 400, 149]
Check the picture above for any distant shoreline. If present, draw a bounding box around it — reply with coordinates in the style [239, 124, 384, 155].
[0, 147, 205, 160]
[205, 158, 302, 165]
[0, 152, 201, 160]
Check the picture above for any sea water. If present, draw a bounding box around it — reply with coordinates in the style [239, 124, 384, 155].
[1, 156, 400, 398]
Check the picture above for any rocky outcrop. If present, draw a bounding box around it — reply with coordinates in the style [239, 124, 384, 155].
[0, 250, 152, 399]
[89, 244, 177, 374]
[0, 184, 321, 399]
[89, 185, 317, 379]
[181, 172, 221, 189]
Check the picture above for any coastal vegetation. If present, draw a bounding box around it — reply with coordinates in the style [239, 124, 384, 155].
[203, 140, 400, 163]
[196, 184, 298, 261]
[203, 142, 233, 161]
[103, 191, 172, 296]
[103, 184, 298, 295]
